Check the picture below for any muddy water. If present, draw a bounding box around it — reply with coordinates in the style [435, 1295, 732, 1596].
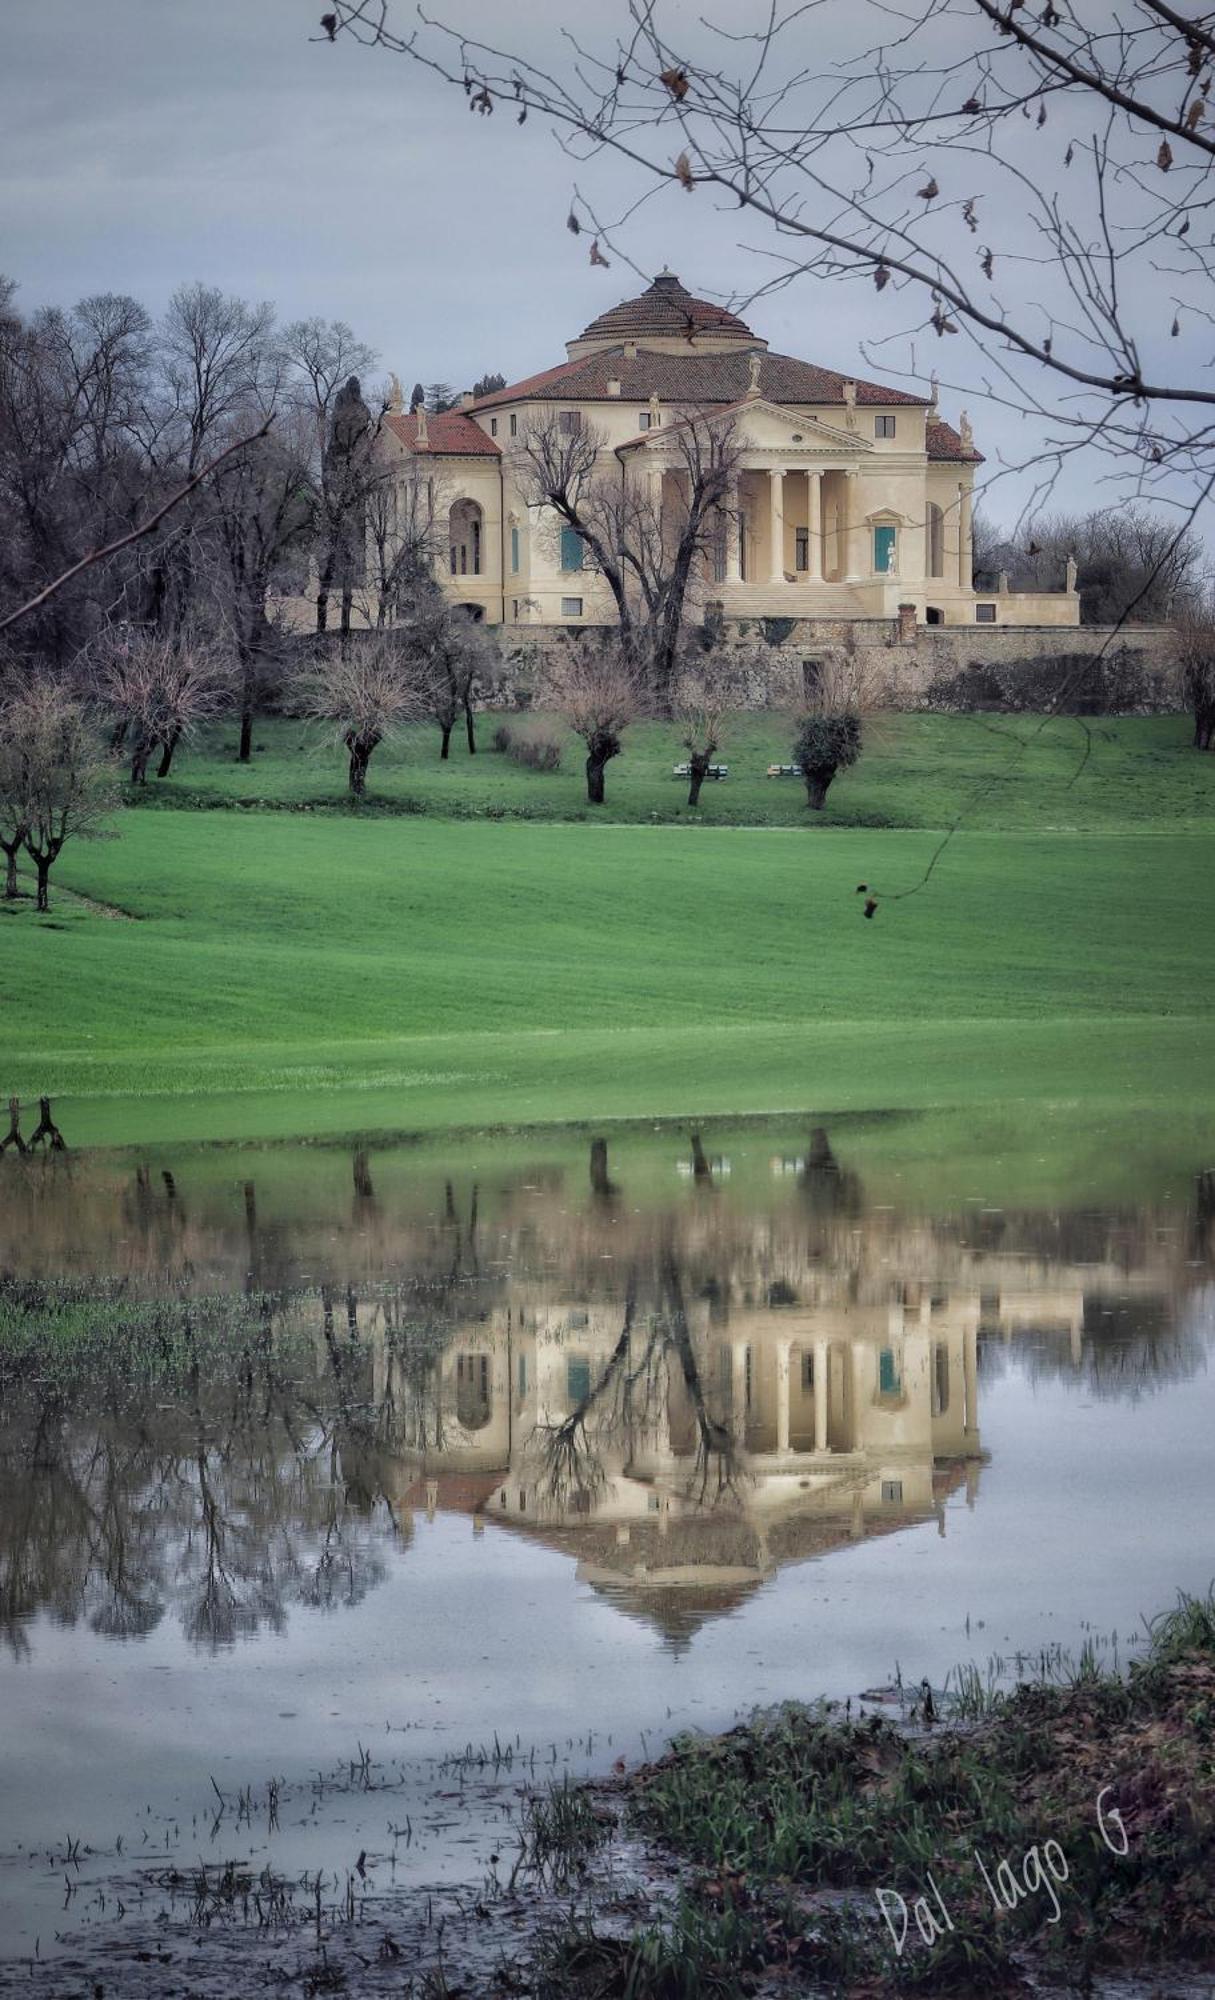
[0, 1117, 1212, 1981]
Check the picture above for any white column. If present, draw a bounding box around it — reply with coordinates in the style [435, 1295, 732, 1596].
[845, 470, 863, 580]
[958, 479, 972, 589]
[767, 468, 785, 582]
[776, 1341, 791, 1455]
[724, 477, 742, 584]
[731, 1340, 748, 1442]
[963, 1322, 978, 1439]
[806, 470, 822, 580]
[814, 1339, 830, 1452]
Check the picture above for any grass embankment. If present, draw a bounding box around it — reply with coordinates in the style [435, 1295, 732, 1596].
[135, 712, 1215, 831]
[0, 714, 1211, 1148]
[529, 1593, 1215, 1997]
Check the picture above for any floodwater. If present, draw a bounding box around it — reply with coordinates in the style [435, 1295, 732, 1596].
[0, 1115, 1212, 1986]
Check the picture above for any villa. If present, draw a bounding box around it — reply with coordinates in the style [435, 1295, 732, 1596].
[377, 270, 1079, 633]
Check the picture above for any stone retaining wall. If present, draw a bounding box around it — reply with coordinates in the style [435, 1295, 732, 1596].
[488, 621, 1181, 714]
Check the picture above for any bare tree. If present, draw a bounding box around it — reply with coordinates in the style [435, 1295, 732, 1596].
[294, 630, 419, 797]
[282, 319, 378, 638]
[365, 452, 446, 629]
[975, 505, 1203, 624]
[90, 626, 236, 784]
[402, 587, 493, 758]
[322, 3, 1215, 516]
[514, 406, 739, 707]
[672, 662, 735, 807]
[0, 674, 31, 898]
[5, 682, 117, 910]
[545, 635, 648, 803]
[1175, 607, 1215, 751]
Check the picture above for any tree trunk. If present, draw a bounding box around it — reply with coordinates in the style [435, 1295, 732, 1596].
[2, 839, 20, 899]
[585, 728, 619, 805]
[346, 733, 376, 797]
[35, 856, 50, 913]
[239, 656, 255, 764]
[130, 737, 151, 786]
[157, 727, 182, 778]
[109, 718, 129, 751]
[440, 724, 452, 760]
[464, 697, 477, 755]
[687, 751, 710, 807]
[586, 753, 608, 804]
[803, 770, 832, 810]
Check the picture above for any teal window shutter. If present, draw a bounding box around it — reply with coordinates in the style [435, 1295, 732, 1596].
[511, 525, 520, 572]
[879, 1348, 901, 1394]
[874, 524, 897, 572]
[567, 1355, 592, 1404]
[560, 526, 585, 571]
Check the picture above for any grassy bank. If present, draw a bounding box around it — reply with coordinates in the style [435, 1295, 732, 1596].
[0, 809, 1212, 1146]
[130, 712, 1215, 831]
[528, 1591, 1215, 1996]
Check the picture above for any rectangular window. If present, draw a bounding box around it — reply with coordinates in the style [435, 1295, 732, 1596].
[558, 410, 581, 435]
[975, 602, 997, 623]
[509, 413, 517, 437]
[875, 415, 896, 438]
[638, 411, 652, 430]
[566, 1355, 592, 1405]
[559, 526, 584, 572]
[560, 596, 583, 618]
[490, 417, 498, 437]
[795, 527, 809, 572]
[879, 1349, 902, 1395]
[801, 1352, 815, 1392]
[512, 597, 519, 620]
[517, 1353, 528, 1398]
[510, 525, 520, 573]
[449, 545, 457, 575]
[881, 1479, 904, 1505]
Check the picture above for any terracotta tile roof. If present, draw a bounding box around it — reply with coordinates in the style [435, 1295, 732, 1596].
[470, 347, 927, 412]
[926, 417, 984, 463]
[575, 270, 757, 347]
[383, 409, 500, 457]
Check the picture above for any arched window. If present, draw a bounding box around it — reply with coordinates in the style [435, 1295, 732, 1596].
[448, 499, 484, 578]
[927, 503, 945, 579]
[456, 1352, 492, 1430]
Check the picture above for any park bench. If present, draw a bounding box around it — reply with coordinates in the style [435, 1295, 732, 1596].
[766, 763, 804, 777]
[671, 762, 729, 779]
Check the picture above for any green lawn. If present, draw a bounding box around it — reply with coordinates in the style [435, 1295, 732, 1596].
[141, 712, 1215, 831]
[0, 747, 1211, 1147]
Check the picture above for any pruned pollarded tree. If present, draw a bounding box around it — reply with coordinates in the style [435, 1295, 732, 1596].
[90, 626, 237, 784]
[2, 682, 117, 911]
[365, 451, 447, 630]
[514, 406, 740, 709]
[1174, 608, 1215, 752]
[294, 630, 420, 797]
[545, 634, 649, 804]
[794, 646, 887, 812]
[322, 3, 1215, 536]
[671, 661, 735, 807]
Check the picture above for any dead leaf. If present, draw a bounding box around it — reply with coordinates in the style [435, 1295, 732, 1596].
[1179, 216, 1191, 237]
[961, 95, 982, 114]
[917, 176, 940, 201]
[566, 210, 581, 235]
[1186, 98, 1206, 131]
[1158, 137, 1173, 170]
[1037, 100, 1047, 125]
[590, 238, 610, 268]
[659, 66, 689, 101]
[1065, 141, 1074, 166]
[963, 197, 978, 232]
[874, 263, 891, 291]
[981, 246, 994, 278]
[320, 11, 337, 38]
[1172, 314, 1181, 336]
[674, 150, 695, 190]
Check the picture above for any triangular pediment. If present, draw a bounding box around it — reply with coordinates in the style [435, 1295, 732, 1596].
[626, 398, 873, 457]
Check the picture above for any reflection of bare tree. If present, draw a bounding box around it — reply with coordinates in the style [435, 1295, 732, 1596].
[799, 1129, 864, 1221]
[588, 1137, 620, 1210]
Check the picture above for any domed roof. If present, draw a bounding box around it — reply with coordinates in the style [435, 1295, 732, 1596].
[568, 270, 763, 357]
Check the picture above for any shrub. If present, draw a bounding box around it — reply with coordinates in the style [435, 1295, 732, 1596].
[793, 711, 862, 810]
[490, 720, 563, 772]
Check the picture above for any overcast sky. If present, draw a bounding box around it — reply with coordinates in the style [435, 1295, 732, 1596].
[0, 1, 1201, 529]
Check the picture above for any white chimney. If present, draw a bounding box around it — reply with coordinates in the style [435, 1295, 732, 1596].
[606, 377, 622, 396]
